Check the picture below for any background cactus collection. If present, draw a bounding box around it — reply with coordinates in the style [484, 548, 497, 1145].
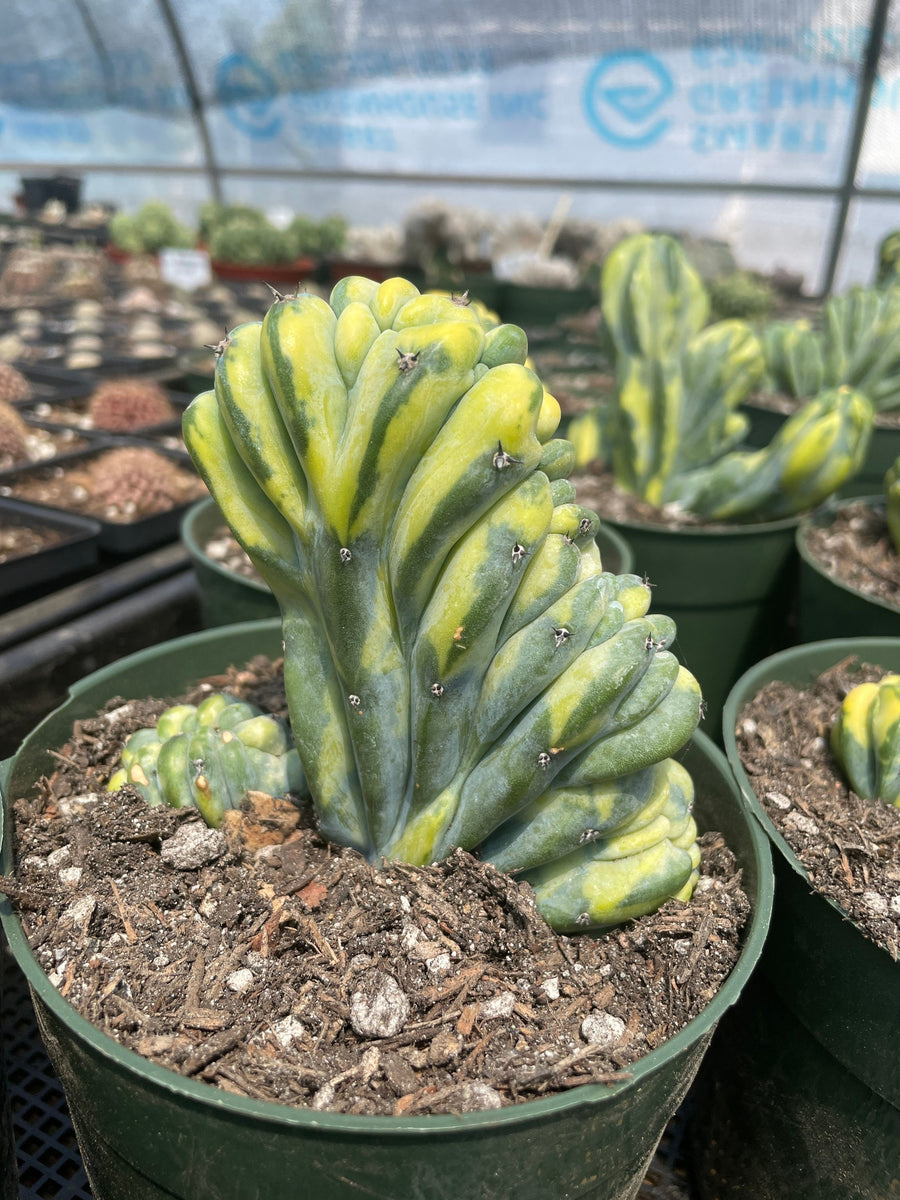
[568, 234, 874, 520]
[121, 275, 712, 932]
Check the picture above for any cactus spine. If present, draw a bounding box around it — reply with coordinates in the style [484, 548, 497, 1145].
[107, 693, 306, 826]
[183, 276, 703, 929]
[830, 675, 900, 807]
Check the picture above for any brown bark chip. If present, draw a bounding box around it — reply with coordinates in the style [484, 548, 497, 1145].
[4, 657, 749, 1116]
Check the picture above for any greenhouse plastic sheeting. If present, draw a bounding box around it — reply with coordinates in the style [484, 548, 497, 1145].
[1, 0, 899, 291]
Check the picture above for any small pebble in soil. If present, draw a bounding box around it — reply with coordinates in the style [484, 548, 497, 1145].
[227, 968, 255, 994]
[349, 969, 410, 1038]
[479, 991, 516, 1020]
[581, 1011, 626, 1050]
[160, 822, 227, 870]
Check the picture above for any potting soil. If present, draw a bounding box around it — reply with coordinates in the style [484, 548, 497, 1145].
[801, 501, 900, 609]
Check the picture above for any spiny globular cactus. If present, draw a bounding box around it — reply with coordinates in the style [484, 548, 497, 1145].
[886, 456, 900, 554]
[182, 276, 703, 931]
[0, 400, 30, 467]
[830, 675, 900, 807]
[88, 447, 193, 517]
[107, 693, 306, 827]
[0, 362, 34, 403]
[87, 379, 176, 431]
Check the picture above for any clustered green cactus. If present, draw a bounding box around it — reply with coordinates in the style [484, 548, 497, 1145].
[708, 269, 776, 321]
[569, 234, 872, 520]
[208, 215, 294, 266]
[107, 693, 306, 827]
[163, 278, 705, 930]
[830, 675, 900, 807]
[876, 229, 900, 288]
[109, 201, 194, 256]
[762, 288, 900, 414]
[886, 456, 900, 555]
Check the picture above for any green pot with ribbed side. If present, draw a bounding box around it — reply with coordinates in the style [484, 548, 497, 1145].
[600, 514, 800, 740]
[0, 620, 772, 1200]
[690, 638, 900, 1200]
[796, 496, 900, 641]
[182, 497, 635, 627]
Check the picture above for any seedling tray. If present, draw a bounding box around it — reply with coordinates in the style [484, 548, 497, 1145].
[15, 388, 193, 440]
[0, 441, 206, 556]
[0, 497, 100, 604]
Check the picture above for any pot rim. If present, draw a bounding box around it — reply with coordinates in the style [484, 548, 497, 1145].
[795, 494, 900, 617]
[181, 496, 271, 596]
[722, 634, 900, 957]
[1, 618, 773, 1137]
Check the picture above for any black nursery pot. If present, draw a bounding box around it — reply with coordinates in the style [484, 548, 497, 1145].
[0, 497, 100, 607]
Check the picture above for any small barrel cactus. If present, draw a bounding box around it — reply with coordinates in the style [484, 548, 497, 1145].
[107, 693, 307, 827]
[0, 361, 34, 403]
[182, 276, 703, 930]
[830, 675, 900, 806]
[88, 447, 193, 517]
[88, 379, 176, 431]
[886, 456, 900, 554]
[0, 400, 30, 467]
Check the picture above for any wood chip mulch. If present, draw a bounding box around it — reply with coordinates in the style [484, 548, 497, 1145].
[3, 657, 750, 1118]
[735, 657, 900, 960]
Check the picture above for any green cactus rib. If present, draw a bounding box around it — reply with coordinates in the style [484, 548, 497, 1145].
[886, 457, 900, 555]
[830, 675, 900, 807]
[822, 287, 900, 413]
[107, 694, 307, 828]
[761, 320, 825, 399]
[183, 276, 703, 929]
[663, 386, 873, 521]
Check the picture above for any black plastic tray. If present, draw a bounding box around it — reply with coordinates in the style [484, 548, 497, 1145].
[15, 389, 193, 441]
[0, 441, 204, 556]
[0, 497, 100, 602]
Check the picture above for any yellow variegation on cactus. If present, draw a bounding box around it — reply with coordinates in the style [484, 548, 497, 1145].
[830, 675, 900, 807]
[171, 276, 703, 930]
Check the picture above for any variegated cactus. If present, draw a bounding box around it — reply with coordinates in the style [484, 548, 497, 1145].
[181, 278, 703, 929]
[761, 320, 825, 399]
[886, 456, 900, 554]
[823, 287, 900, 413]
[830, 675, 900, 807]
[107, 693, 306, 827]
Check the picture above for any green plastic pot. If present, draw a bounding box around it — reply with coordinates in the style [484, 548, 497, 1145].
[690, 638, 900, 1199]
[601, 513, 800, 739]
[841, 419, 900, 498]
[0, 620, 772, 1200]
[738, 398, 788, 449]
[500, 284, 596, 327]
[182, 498, 634, 627]
[181, 497, 279, 626]
[796, 496, 900, 641]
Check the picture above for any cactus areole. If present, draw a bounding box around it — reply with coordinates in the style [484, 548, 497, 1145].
[176, 277, 704, 930]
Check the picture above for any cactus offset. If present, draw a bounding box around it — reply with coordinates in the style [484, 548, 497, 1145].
[830, 675, 900, 806]
[183, 276, 703, 930]
[88, 379, 176, 431]
[886, 456, 900, 555]
[107, 693, 306, 827]
[0, 362, 33, 403]
[0, 400, 30, 467]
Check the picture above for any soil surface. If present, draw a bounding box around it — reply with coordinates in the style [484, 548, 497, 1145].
[204, 524, 262, 582]
[4, 656, 749, 1118]
[21, 396, 182, 434]
[0, 519, 64, 563]
[0, 423, 87, 471]
[800, 500, 900, 610]
[735, 658, 900, 959]
[571, 469, 751, 532]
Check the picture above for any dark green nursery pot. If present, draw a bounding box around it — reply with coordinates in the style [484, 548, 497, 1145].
[796, 497, 900, 641]
[1, 620, 771, 1200]
[602, 514, 799, 738]
[691, 638, 900, 1200]
[182, 498, 635, 627]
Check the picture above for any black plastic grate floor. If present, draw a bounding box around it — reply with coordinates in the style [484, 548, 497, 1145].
[2, 934, 693, 1199]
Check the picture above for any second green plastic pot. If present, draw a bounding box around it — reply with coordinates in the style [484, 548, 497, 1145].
[1, 619, 772, 1200]
[796, 496, 900, 641]
[690, 638, 900, 1200]
[601, 513, 800, 738]
[840, 419, 900, 498]
[182, 498, 635, 627]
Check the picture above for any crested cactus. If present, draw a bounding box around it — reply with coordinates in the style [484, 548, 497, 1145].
[107, 693, 306, 827]
[822, 287, 900, 413]
[830, 675, 900, 807]
[182, 276, 703, 929]
[664, 387, 873, 521]
[886, 456, 900, 555]
[87, 379, 176, 431]
[761, 320, 825, 399]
